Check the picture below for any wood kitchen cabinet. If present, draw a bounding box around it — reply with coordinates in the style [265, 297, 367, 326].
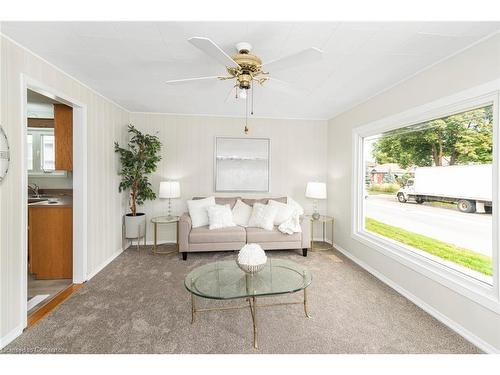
[54, 104, 73, 171]
[28, 206, 72, 279]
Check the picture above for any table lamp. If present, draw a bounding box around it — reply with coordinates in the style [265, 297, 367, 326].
[305, 182, 326, 220]
[159, 181, 180, 220]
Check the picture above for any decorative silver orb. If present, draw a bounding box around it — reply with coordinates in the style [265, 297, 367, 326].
[237, 261, 266, 275]
[237, 243, 267, 274]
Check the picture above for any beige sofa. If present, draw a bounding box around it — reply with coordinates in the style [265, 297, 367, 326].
[179, 197, 311, 260]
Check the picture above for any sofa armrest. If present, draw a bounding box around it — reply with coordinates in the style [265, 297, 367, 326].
[300, 215, 311, 249]
[179, 213, 192, 252]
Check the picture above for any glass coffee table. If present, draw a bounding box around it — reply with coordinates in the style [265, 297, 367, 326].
[184, 258, 312, 349]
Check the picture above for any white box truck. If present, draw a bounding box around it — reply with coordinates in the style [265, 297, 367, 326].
[397, 164, 492, 213]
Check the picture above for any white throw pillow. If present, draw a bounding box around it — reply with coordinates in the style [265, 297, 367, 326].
[268, 200, 295, 226]
[287, 196, 304, 215]
[207, 204, 236, 230]
[232, 199, 253, 227]
[247, 203, 278, 231]
[186, 196, 216, 228]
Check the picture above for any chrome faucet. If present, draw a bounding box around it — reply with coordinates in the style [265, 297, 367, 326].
[28, 183, 40, 198]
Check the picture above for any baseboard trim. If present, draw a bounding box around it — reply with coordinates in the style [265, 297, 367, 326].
[0, 325, 24, 350]
[333, 242, 499, 354]
[86, 247, 124, 280]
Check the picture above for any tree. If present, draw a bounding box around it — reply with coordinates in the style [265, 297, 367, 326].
[114, 125, 162, 216]
[372, 106, 493, 168]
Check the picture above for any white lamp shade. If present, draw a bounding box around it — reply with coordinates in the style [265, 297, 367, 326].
[305, 182, 327, 199]
[159, 181, 180, 199]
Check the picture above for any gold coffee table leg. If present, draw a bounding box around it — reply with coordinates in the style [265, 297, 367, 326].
[304, 287, 311, 318]
[191, 293, 196, 324]
[190, 278, 196, 324]
[249, 297, 258, 349]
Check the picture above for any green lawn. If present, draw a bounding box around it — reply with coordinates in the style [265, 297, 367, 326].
[367, 190, 395, 196]
[365, 217, 492, 276]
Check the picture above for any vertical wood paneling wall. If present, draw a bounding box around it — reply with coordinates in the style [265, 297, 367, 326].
[0, 35, 129, 343]
[129, 113, 328, 244]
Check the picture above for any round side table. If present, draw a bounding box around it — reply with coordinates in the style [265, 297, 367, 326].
[305, 215, 334, 251]
[151, 216, 180, 254]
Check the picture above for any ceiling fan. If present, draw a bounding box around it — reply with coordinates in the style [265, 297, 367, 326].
[165, 37, 323, 133]
[165, 37, 323, 99]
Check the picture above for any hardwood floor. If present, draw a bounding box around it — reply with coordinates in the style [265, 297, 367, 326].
[28, 275, 72, 299]
[27, 283, 83, 328]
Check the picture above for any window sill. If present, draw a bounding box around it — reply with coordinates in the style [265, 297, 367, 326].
[351, 230, 500, 314]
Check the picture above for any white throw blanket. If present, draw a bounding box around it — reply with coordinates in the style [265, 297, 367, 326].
[278, 209, 302, 235]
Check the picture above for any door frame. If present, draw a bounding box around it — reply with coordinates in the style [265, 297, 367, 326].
[20, 74, 88, 327]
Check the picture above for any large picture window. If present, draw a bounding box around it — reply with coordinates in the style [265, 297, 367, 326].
[352, 86, 499, 310]
[363, 105, 493, 283]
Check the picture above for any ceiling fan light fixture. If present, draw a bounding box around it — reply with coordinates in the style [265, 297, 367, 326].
[165, 37, 323, 121]
[239, 87, 247, 99]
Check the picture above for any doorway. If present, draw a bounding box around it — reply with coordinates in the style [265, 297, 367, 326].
[26, 90, 73, 314]
[21, 75, 87, 328]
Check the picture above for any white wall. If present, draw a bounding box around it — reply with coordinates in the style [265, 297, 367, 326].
[0, 34, 129, 346]
[129, 113, 328, 243]
[327, 33, 500, 351]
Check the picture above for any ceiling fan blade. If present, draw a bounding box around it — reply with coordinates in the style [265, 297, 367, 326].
[164, 76, 221, 84]
[263, 77, 306, 96]
[263, 47, 323, 72]
[224, 85, 237, 103]
[188, 37, 239, 68]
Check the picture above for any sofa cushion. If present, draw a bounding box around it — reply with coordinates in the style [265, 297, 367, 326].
[207, 204, 236, 230]
[247, 203, 278, 231]
[243, 197, 287, 206]
[246, 227, 301, 243]
[187, 196, 216, 228]
[232, 199, 253, 227]
[193, 196, 239, 209]
[268, 199, 295, 225]
[189, 225, 246, 244]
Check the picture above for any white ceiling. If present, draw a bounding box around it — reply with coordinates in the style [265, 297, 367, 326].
[2, 22, 500, 119]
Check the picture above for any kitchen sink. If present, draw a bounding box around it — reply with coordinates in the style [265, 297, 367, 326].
[28, 197, 49, 204]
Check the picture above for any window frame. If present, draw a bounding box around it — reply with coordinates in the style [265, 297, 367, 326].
[352, 80, 500, 313]
[27, 127, 66, 177]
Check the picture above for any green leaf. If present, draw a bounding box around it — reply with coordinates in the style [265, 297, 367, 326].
[114, 124, 162, 215]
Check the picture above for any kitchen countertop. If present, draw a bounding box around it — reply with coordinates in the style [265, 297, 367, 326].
[28, 195, 73, 208]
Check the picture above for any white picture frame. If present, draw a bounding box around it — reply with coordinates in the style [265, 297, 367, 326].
[214, 137, 270, 192]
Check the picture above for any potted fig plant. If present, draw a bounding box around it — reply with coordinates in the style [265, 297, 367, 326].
[115, 124, 161, 240]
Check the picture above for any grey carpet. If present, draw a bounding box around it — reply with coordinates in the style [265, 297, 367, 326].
[2, 247, 481, 354]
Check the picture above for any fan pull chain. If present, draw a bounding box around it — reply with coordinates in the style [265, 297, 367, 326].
[244, 90, 249, 134]
[251, 85, 254, 115]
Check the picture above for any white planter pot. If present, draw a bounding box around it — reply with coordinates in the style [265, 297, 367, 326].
[124, 213, 146, 239]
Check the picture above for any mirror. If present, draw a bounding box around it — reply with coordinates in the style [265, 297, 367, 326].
[0, 125, 10, 183]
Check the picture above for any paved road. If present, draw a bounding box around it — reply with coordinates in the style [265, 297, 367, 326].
[365, 194, 492, 256]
